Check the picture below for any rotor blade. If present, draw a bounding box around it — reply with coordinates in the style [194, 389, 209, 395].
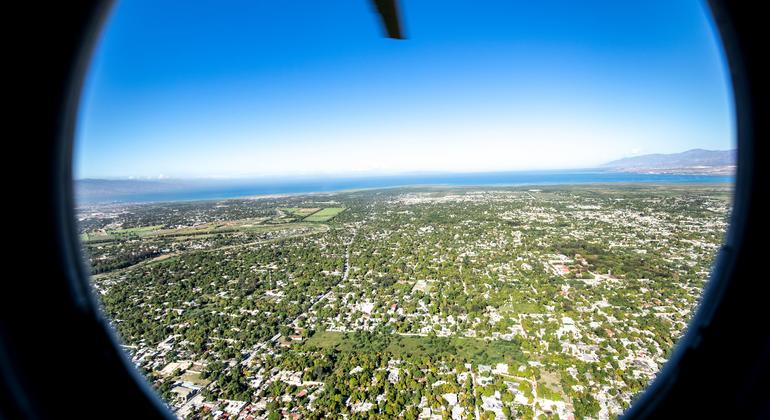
[372, 0, 405, 39]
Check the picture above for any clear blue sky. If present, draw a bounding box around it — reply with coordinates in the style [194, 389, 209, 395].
[75, 0, 734, 179]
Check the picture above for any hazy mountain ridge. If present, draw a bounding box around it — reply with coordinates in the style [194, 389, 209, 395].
[602, 149, 736, 175]
[75, 179, 191, 200]
[76, 178, 186, 192]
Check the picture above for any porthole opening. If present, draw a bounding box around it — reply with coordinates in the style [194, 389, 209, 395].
[74, 2, 735, 418]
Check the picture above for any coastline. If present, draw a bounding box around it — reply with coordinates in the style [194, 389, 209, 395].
[75, 174, 734, 207]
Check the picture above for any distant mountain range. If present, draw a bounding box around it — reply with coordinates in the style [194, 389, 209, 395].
[601, 148, 736, 175]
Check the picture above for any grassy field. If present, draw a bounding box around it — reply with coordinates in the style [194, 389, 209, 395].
[83, 207, 346, 242]
[304, 330, 525, 365]
[82, 219, 315, 243]
[282, 207, 321, 217]
[501, 302, 543, 314]
[303, 207, 345, 222]
[81, 225, 163, 241]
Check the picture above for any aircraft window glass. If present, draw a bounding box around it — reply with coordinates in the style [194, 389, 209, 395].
[74, 1, 734, 418]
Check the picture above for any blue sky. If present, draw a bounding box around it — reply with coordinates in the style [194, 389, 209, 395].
[75, 0, 734, 179]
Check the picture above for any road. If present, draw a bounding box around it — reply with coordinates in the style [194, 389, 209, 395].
[342, 227, 357, 282]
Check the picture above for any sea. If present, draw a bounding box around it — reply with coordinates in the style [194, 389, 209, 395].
[76, 170, 734, 205]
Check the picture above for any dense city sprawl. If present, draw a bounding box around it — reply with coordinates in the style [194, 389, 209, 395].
[79, 185, 731, 419]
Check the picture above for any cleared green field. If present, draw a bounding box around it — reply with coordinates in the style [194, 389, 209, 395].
[303, 207, 345, 222]
[282, 207, 321, 217]
[304, 330, 525, 364]
[155, 222, 310, 239]
[81, 225, 163, 241]
[501, 302, 544, 314]
[81, 219, 312, 243]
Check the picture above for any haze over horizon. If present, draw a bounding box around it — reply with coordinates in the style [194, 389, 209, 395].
[74, 147, 734, 182]
[76, 0, 734, 180]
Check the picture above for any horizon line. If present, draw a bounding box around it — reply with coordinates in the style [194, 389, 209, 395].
[75, 167, 617, 182]
[74, 148, 736, 181]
